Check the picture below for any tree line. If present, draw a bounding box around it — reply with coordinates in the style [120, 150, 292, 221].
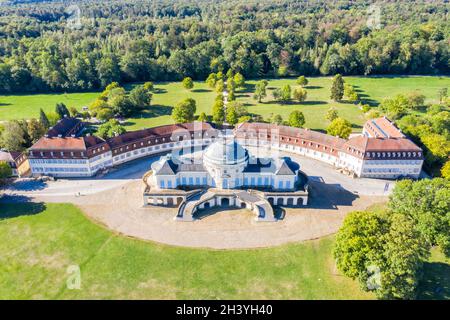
[0, 0, 448, 93]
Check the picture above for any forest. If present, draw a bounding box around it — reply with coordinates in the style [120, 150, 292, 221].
[0, 0, 449, 93]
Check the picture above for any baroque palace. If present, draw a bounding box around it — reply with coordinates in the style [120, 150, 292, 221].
[2, 116, 423, 181]
[1, 116, 424, 222]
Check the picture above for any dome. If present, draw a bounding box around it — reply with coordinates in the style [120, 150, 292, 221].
[204, 136, 248, 165]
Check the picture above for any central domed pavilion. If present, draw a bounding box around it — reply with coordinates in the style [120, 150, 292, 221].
[150, 129, 300, 191]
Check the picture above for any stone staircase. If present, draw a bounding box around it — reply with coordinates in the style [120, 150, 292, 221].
[175, 188, 276, 222]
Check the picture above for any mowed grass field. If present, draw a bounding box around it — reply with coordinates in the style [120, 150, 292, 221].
[0, 202, 372, 299]
[0, 202, 448, 300]
[0, 76, 449, 131]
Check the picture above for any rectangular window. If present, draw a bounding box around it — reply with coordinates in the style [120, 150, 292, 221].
[160, 180, 165, 188]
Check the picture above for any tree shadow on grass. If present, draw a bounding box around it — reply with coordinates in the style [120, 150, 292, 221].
[0, 199, 46, 220]
[260, 100, 328, 106]
[0, 103, 12, 107]
[300, 100, 328, 105]
[242, 83, 256, 93]
[417, 262, 450, 300]
[124, 105, 173, 126]
[152, 88, 167, 94]
[304, 85, 323, 90]
[360, 98, 379, 107]
[191, 89, 212, 93]
[351, 123, 363, 129]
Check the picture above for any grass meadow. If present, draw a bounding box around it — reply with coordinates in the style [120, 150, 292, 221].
[0, 76, 449, 132]
[0, 202, 448, 300]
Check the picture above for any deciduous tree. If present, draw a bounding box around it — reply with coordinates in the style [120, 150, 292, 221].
[0, 161, 12, 180]
[327, 117, 352, 138]
[296, 76, 308, 87]
[326, 107, 339, 121]
[288, 110, 305, 128]
[182, 77, 194, 90]
[172, 98, 197, 123]
[330, 74, 344, 101]
[293, 87, 307, 102]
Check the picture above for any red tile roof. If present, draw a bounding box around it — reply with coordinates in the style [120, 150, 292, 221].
[30, 137, 87, 151]
[236, 122, 347, 152]
[107, 122, 214, 148]
[46, 117, 83, 138]
[364, 117, 405, 138]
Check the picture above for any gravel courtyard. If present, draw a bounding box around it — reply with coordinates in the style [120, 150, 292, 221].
[1, 152, 391, 249]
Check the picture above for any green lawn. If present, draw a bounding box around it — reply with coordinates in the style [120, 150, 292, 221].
[237, 76, 450, 131]
[1, 76, 449, 132]
[0, 202, 374, 300]
[0, 91, 100, 121]
[0, 202, 448, 300]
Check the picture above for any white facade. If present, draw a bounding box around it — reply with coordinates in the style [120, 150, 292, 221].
[29, 152, 114, 177]
[29, 158, 91, 177]
[151, 133, 299, 191]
